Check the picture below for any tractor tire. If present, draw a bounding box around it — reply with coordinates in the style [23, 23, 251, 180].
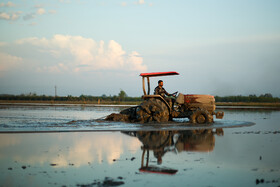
[189, 109, 213, 124]
[135, 98, 170, 123]
[137, 131, 172, 149]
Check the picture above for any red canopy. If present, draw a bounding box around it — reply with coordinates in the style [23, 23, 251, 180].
[140, 71, 179, 77]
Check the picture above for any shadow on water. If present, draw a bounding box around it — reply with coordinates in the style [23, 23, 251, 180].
[122, 128, 224, 175]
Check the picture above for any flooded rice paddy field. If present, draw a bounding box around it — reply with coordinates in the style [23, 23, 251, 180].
[0, 104, 279, 186]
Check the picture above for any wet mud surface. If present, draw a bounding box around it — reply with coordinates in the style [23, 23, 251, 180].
[0, 104, 254, 132]
[76, 177, 125, 187]
[0, 119, 255, 133]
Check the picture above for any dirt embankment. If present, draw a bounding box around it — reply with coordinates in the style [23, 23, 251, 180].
[0, 100, 141, 105]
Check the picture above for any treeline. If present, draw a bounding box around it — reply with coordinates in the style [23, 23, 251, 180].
[0, 92, 279, 103]
[0, 91, 142, 102]
[215, 93, 280, 103]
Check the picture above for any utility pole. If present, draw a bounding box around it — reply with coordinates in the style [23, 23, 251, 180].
[55, 85, 57, 97]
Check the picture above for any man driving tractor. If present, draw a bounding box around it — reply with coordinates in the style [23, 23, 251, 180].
[154, 80, 176, 108]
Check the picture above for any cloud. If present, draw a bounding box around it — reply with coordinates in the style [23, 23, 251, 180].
[7, 35, 147, 73]
[0, 12, 9, 20]
[34, 4, 44, 8]
[135, 0, 145, 5]
[49, 10, 57, 14]
[0, 1, 16, 7]
[28, 22, 37, 26]
[0, 2, 52, 22]
[0, 2, 20, 21]
[23, 12, 35, 20]
[22, 8, 46, 21]
[0, 42, 6, 46]
[0, 52, 22, 72]
[0, 12, 20, 21]
[121, 2, 127, 7]
[37, 8, 46, 15]
[10, 12, 19, 20]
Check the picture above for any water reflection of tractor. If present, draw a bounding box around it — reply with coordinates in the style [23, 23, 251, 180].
[106, 71, 224, 123]
[123, 129, 223, 175]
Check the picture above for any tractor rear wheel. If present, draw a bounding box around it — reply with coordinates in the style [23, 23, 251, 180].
[189, 109, 213, 124]
[135, 98, 170, 123]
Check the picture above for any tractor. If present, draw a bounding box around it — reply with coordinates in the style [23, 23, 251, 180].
[106, 71, 224, 123]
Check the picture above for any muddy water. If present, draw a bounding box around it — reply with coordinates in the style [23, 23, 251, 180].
[0, 105, 279, 186]
[0, 105, 254, 132]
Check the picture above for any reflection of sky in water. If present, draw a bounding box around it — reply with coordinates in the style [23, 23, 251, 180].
[0, 106, 279, 186]
[0, 132, 142, 186]
[0, 132, 141, 166]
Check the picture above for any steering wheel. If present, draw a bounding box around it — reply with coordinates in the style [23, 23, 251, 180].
[173, 91, 178, 97]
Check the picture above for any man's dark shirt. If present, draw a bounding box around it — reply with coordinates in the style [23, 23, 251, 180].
[154, 86, 170, 98]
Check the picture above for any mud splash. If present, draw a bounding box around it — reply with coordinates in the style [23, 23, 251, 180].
[0, 119, 255, 133]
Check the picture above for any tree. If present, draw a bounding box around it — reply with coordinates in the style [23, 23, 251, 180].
[263, 93, 273, 98]
[118, 90, 127, 101]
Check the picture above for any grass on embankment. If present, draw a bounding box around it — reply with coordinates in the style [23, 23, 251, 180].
[216, 102, 280, 107]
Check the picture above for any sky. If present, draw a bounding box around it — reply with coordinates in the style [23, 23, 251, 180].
[0, 0, 280, 97]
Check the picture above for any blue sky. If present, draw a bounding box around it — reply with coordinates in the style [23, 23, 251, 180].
[0, 0, 280, 97]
